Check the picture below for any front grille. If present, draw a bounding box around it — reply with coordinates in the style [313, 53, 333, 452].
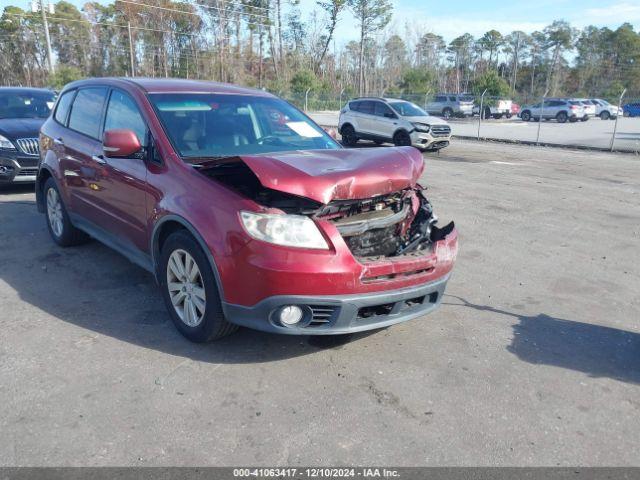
[308, 305, 339, 326]
[17, 167, 38, 176]
[431, 125, 451, 137]
[16, 138, 39, 156]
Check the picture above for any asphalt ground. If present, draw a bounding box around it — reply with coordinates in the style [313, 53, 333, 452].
[0, 140, 639, 466]
[309, 111, 640, 152]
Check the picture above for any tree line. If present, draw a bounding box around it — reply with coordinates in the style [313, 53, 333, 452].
[1, 0, 639, 104]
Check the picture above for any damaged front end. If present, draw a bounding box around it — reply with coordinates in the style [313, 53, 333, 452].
[197, 155, 454, 263]
[317, 188, 455, 260]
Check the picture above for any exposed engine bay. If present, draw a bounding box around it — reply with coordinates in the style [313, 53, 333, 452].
[197, 159, 454, 259]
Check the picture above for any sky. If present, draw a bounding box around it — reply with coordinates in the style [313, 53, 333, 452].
[2, 0, 639, 43]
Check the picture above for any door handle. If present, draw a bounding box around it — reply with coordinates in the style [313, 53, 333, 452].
[92, 155, 106, 165]
[53, 138, 64, 146]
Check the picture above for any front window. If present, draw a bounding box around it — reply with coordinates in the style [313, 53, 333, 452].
[150, 93, 340, 160]
[0, 91, 56, 119]
[389, 101, 427, 117]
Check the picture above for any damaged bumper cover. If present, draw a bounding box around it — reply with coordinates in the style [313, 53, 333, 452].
[220, 227, 458, 335]
[222, 273, 451, 335]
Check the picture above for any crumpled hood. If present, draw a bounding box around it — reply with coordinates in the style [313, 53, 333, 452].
[205, 146, 425, 204]
[0, 118, 45, 139]
[402, 115, 449, 125]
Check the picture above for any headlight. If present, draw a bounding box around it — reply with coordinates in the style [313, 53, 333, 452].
[0, 134, 15, 150]
[240, 211, 329, 250]
[412, 123, 431, 133]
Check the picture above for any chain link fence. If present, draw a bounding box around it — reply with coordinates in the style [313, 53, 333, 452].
[292, 90, 640, 153]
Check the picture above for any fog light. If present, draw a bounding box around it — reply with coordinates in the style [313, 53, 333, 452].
[279, 305, 303, 326]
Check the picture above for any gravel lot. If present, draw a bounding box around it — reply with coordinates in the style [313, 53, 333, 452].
[309, 111, 640, 152]
[1, 140, 639, 466]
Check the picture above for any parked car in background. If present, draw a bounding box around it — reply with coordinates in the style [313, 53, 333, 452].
[424, 94, 474, 118]
[37, 78, 458, 342]
[473, 99, 513, 119]
[623, 102, 640, 117]
[577, 99, 596, 121]
[590, 99, 619, 120]
[510, 103, 521, 117]
[519, 99, 585, 123]
[338, 97, 451, 151]
[0, 87, 56, 185]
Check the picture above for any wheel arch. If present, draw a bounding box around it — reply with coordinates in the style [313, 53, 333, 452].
[35, 166, 55, 213]
[151, 215, 226, 301]
[393, 127, 411, 140]
[339, 122, 354, 134]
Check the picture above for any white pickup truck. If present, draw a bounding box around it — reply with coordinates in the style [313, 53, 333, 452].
[473, 99, 513, 119]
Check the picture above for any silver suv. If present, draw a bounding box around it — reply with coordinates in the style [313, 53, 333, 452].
[425, 94, 474, 118]
[338, 97, 451, 151]
[519, 99, 585, 123]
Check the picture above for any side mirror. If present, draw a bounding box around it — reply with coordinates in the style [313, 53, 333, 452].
[103, 129, 142, 158]
[384, 112, 397, 119]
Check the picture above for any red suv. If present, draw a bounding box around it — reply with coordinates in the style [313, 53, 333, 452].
[37, 78, 457, 342]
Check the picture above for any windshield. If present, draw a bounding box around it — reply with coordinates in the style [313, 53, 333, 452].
[0, 91, 55, 119]
[150, 93, 340, 160]
[389, 101, 427, 117]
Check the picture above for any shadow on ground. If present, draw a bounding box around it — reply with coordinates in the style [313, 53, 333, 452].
[445, 295, 640, 385]
[0, 195, 379, 365]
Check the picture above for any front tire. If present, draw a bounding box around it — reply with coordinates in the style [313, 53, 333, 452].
[442, 108, 453, 119]
[44, 177, 88, 247]
[600, 111, 610, 120]
[393, 130, 412, 147]
[556, 111, 568, 123]
[520, 111, 531, 122]
[160, 230, 237, 342]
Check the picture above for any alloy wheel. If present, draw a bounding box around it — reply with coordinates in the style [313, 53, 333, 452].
[166, 249, 207, 327]
[46, 187, 64, 238]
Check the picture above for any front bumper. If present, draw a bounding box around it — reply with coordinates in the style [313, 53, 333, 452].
[410, 131, 451, 150]
[0, 150, 38, 183]
[222, 273, 451, 335]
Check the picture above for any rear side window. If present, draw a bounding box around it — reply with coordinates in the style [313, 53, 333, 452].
[104, 90, 147, 147]
[54, 90, 74, 125]
[68, 87, 108, 139]
[449, 96, 456, 102]
[359, 101, 374, 115]
[434, 96, 446, 102]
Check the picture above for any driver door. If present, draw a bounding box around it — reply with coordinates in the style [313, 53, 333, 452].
[86, 89, 150, 252]
[371, 101, 398, 139]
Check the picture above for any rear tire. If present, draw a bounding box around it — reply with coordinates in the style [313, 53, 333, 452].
[600, 111, 610, 120]
[160, 230, 238, 342]
[393, 130, 412, 147]
[340, 124, 358, 147]
[43, 177, 88, 247]
[580, 116, 589, 122]
[556, 111, 568, 123]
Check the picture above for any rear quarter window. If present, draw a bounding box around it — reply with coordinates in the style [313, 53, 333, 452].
[54, 90, 75, 125]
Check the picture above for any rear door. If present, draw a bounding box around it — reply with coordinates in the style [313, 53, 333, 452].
[61, 87, 109, 223]
[356, 100, 376, 134]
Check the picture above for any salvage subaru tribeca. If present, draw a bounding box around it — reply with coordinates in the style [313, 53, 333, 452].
[38, 78, 457, 342]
